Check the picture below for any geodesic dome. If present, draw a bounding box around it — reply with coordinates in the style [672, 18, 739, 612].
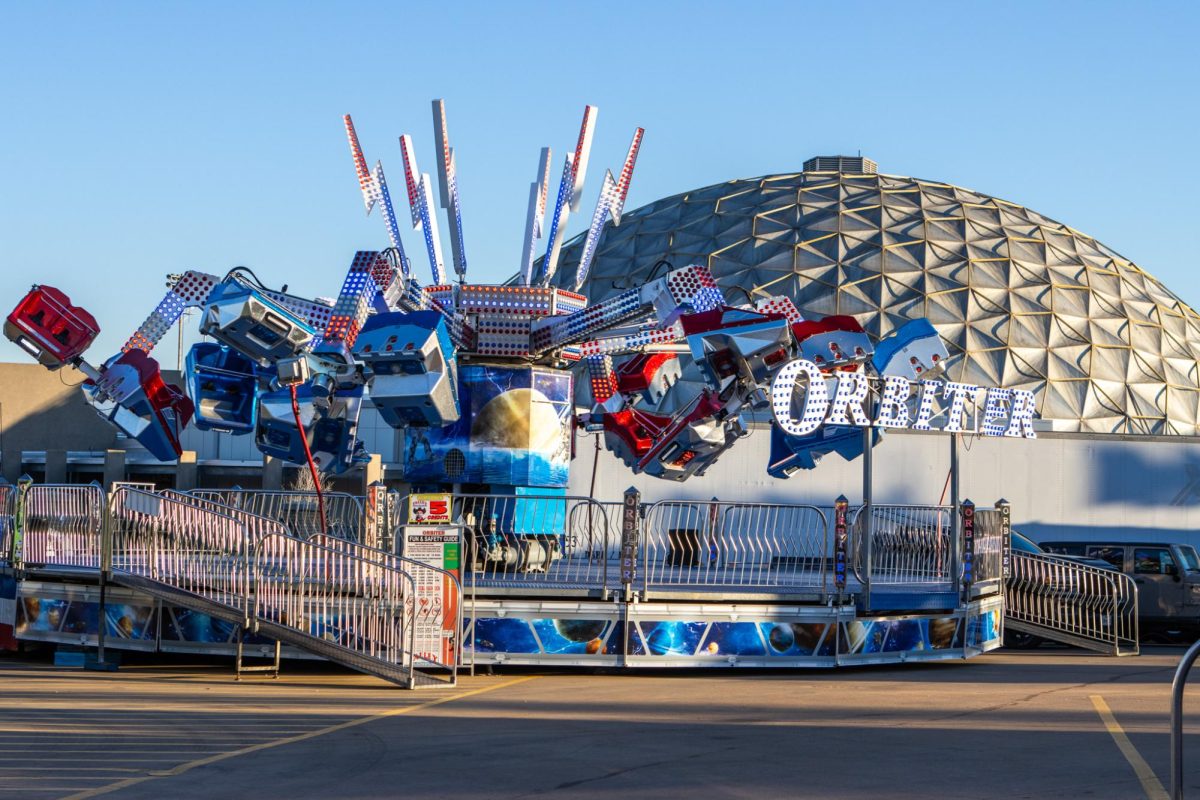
[546, 158, 1200, 435]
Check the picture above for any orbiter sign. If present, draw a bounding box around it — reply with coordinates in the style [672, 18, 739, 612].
[770, 359, 1038, 440]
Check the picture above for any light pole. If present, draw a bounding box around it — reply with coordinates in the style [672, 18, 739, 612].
[165, 274, 188, 373]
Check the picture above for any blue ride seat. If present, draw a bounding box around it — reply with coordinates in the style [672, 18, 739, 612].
[185, 343, 261, 434]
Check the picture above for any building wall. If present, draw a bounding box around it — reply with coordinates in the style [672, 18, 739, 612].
[0, 363, 117, 482]
[567, 427, 1200, 545]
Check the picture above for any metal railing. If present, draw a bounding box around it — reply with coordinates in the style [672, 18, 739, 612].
[1171, 639, 1200, 798]
[852, 504, 954, 585]
[190, 489, 365, 542]
[0, 484, 14, 565]
[411, 493, 615, 592]
[20, 484, 105, 570]
[251, 533, 453, 687]
[280, 532, 461, 681]
[160, 489, 288, 540]
[640, 500, 830, 594]
[1004, 550, 1138, 655]
[109, 488, 255, 615]
[108, 488, 452, 686]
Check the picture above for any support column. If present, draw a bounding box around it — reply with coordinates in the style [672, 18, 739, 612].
[261, 455, 284, 490]
[949, 433, 961, 592]
[1, 452, 20, 485]
[861, 426, 873, 613]
[102, 450, 125, 490]
[45, 450, 67, 484]
[175, 451, 198, 491]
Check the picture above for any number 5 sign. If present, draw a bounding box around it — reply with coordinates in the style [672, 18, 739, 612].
[409, 493, 453, 525]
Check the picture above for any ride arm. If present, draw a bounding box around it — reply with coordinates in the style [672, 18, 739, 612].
[528, 264, 722, 356]
[121, 271, 220, 354]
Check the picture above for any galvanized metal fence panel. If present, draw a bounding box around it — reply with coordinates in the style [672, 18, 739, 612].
[251, 534, 428, 687]
[190, 489, 364, 541]
[21, 484, 105, 569]
[640, 500, 830, 593]
[161, 489, 289, 541]
[296, 532, 461, 680]
[852, 504, 954, 586]
[1005, 550, 1139, 654]
[401, 493, 616, 591]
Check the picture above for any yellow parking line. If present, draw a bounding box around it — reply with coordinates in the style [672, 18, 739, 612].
[57, 676, 538, 800]
[1090, 695, 1169, 800]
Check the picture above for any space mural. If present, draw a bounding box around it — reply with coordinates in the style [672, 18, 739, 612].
[467, 609, 1001, 660]
[404, 364, 573, 487]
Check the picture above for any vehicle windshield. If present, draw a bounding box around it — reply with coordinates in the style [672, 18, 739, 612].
[1011, 532, 1041, 554]
[1176, 545, 1200, 572]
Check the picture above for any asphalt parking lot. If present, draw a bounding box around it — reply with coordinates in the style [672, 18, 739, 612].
[1, 647, 1197, 799]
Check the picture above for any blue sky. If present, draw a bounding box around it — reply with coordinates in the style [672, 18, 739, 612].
[2, 1, 1198, 365]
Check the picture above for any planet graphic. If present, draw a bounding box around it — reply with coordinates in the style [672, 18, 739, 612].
[706, 641, 720, 655]
[586, 638, 603, 654]
[792, 623, 825, 653]
[844, 621, 868, 652]
[553, 619, 607, 643]
[928, 617, 958, 649]
[64, 607, 88, 633]
[645, 622, 688, 655]
[767, 623, 795, 653]
[886, 620, 924, 652]
[471, 388, 563, 453]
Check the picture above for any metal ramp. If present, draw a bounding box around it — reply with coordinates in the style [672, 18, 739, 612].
[1004, 550, 1139, 656]
[107, 487, 460, 687]
[9, 483, 460, 688]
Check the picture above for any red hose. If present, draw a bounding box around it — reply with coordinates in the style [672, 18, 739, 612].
[289, 384, 327, 535]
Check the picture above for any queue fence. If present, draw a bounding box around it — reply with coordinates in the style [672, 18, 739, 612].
[638, 500, 830, 595]
[852, 504, 955, 586]
[190, 489, 365, 542]
[19, 483, 105, 570]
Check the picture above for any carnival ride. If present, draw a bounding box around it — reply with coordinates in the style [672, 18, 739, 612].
[3, 101, 1122, 680]
[4, 101, 965, 501]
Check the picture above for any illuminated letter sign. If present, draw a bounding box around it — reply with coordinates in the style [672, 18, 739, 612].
[874, 375, 911, 429]
[826, 370, 871, 427]
[770, 358, 1037, 440]
[770, 358, 829, 438]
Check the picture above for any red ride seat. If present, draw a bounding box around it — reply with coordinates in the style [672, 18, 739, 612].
[5, 286, 100, 369]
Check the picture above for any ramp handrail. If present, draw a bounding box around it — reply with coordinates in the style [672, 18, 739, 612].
[851, 504, 955, 586]
[166, 490, 291, 540]
[109, 488, 255, 617]
[1005, 550, 1138, 654]
[303, 531, 463, 678]
[640, 500, 830, 594]
[190, 489, 365, 542]
[110, 488, 455, 686]
[252, 533, 425, 687]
